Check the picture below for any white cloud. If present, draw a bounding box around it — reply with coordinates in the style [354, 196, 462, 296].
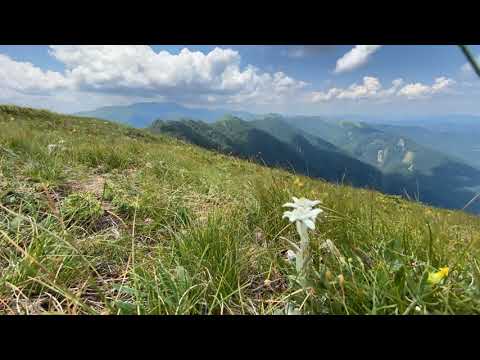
[0, 45, 463, 114]
[309, 76, 454, 103]
[334, 45, 382, 74]
[397, 77, 455, 99]
[0, 46, 307, 108]
[0, 54, 70, 94]
[336, 76, 382, 99]
[48, 46, 308, 101]
[310, 77, 402, 102]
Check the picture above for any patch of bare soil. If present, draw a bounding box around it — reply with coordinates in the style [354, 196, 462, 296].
[51, 174, 128, 234]
[247, 269, 289, 302]
[66, 175, 106, 198]
[92, 212, 123, 233]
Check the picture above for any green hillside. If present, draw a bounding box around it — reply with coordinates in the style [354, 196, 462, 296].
[1, 105, 480, 315]
[281, 116, 480, 213]
[376, 123, 480, 170]
[151, 116, 383, 189]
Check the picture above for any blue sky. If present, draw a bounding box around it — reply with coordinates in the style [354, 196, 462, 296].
[0, 45, 479, 118]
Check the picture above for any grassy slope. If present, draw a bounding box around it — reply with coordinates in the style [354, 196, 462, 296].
[152, 116, 383, 189]
[1, 105, 480, 315]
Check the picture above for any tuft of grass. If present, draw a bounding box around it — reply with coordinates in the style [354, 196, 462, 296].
[61, 192, 103, 229]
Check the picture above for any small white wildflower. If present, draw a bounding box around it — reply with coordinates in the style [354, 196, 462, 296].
[285, 249, 297, 263]
[415, 306, 421, 312]
[47, 144, 58, 154]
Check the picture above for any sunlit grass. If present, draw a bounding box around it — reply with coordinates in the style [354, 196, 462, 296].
[0, 104, 479, 314]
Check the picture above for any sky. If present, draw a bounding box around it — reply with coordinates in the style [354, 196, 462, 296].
[0, 45, 479, 118]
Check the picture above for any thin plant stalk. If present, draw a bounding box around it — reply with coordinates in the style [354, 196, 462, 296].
[459, 45, 480, 78]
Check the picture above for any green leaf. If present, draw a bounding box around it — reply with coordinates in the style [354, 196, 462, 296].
[114, 301, 137, 314]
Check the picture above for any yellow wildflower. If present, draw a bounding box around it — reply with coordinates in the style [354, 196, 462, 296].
[293, 177, 304, 187]
[325, 270, 333, 281]
[427, 267, 449, 285]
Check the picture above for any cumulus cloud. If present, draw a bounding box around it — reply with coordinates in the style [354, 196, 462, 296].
[0, 46, 308, 107]
[334, 45, 382, 74]
[397, 77, 455, 99]
[50, 46, 308, 102]
[0, 54, 70, 94]
[310, 77, 402, 102]
[309, 76, 454, 103]
[0, 45, 462, 113]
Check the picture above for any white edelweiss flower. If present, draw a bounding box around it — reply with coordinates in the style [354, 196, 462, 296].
[283, 206, 323, 230]
[283, 197, 321, 210]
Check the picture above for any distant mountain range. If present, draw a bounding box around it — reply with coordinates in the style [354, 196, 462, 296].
[75, 102, 258, 127]
[373, 116, 480, 170]
[76, 101, 480, 213]
[278, 115, 480, 213]
[152, 114, 480, 214]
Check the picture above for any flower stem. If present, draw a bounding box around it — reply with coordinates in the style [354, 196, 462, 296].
[295, 221, 310, 288]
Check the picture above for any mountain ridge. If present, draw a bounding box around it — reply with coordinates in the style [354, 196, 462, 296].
[152, 114, 480, 213]
[75, 101, 258, 127]
[151, 116, 384, 190]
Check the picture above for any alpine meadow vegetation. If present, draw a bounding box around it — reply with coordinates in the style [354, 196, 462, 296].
[1, 105, 480, 315]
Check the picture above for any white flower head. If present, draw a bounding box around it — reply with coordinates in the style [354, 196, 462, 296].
[47, 144, 58, 154]
[283, 206, 323, 230]
[283, 197, 321, 210]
